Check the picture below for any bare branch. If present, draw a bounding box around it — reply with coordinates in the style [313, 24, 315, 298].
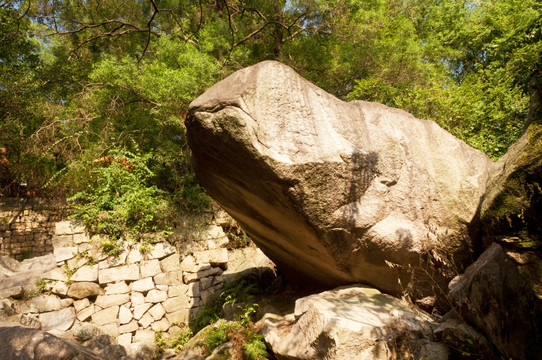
[138, 0, 161, 62]
[16, 0, 31, 22]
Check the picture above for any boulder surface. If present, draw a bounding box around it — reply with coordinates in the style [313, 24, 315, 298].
[259, 285, 450, 360]
[449, 243, 542, 360]
[186, 60, 491, 297]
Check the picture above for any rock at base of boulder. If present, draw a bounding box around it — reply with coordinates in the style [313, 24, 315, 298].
[448, 243, 542, 360]
[259, 285, 450, 360]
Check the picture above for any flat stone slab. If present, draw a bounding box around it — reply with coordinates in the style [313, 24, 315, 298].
[40, 307, 76, 331]
[98, 264, 139, 284]
[55, 220, 86, 235]
[71, 265, 98, 282]
[53, 247, 78, 262]
[261, 285, 448, 360]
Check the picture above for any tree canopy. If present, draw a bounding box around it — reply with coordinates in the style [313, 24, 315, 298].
[0, 0, 540, 230]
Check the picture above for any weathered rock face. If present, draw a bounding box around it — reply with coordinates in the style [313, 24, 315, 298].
[456, 76, 542, 360]
[0, 323, 101, 360]
[448, 243, 542, 360]
[186, 60, 492, 297]
[259, 286, 450, 360]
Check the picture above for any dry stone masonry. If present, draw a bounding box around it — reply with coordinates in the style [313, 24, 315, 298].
[0, 198, 66, 259]
[0, 219, 273, 357]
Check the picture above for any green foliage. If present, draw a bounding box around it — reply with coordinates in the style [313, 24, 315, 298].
[221, 279, 260, 307]
[2, 0, 541, 206]
[201, 320, 269, 359]
[193, 279, 263, 331]
[64, 264, 76, 285]
[68, 147, 173, 239]
[154, 325, 194, 356]
[202, 321, 233, 356]
[35, 279, 48, 294]
[193, 295, 223, 331]
[170, 326, 194, 352]
[244, 333, 269, 360]
[100, 238, 123, 257]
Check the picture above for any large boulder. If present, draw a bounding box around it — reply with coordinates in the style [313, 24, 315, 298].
[259, 285, 450, 360]
[186, 60, 492, 298]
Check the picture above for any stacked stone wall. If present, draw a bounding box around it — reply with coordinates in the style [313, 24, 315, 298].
[0, 198, 67, 259]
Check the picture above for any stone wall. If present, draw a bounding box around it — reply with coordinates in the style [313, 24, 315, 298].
[0, 220, 275, 356]
[0, 198, 67, 259]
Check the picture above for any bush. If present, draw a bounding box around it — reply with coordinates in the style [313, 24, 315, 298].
[68, 147, 173, 239]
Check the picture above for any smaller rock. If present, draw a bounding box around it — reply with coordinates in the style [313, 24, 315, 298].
[105, 281, 130, 295]
[55, 220, 86, 235]
[148, 303, 165, 321]
[154, 271, 182, 286]
[131, 277, 155, 292]
[194, 249, 228, 266]
[74, 298, 90, 312]
[165, 309, 188, 325]
[53, 246, 78, 262]
[151, 317, 170, 332]
[126, 249, 143, 264]
[138, 312, 154, 328]
[131, 292, 145, 306]
[73, 322, 98, 341]
[73, 233, 90, 244]
[68, 282, 104, 299]
[134, 329, 156, 344]
[100, 323, 120, 338]
[17, 294, 62, 313]
[51, 281, 69, 296]
[147, 243, 175, 260]
[99, 264, 139, 284]
[76, 304, 95, 321]
[19, 313, 41, 328]
[119, 320, 138, 334]
[133, 303, 152, 320]
[40, 307, 76, 331]
[0, 286, 22, 299]
[180, 255, 196, 272]
[95, 294, 130, 308]
[60, 298, 74, 308]
[145, 289, 167, 303]
[98, 250, 129, 270]
[160, 254, 180, 273]
[117, 333, 132, 348]
[52, 235, 73, 247]
[91, 305, 119, 326]
[119, 305, 133, 325]
[162, 296, 188, 314]
[168, 285, 187, 298]
[140, 259, 161, 278]
[71, 265, 98, 282]
[43, 268, 68, 281]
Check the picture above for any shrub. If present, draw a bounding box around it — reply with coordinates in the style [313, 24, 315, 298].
[68, 147, 173, 239]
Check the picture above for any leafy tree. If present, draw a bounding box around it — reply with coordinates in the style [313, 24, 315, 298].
[2, 0, 541, 237]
